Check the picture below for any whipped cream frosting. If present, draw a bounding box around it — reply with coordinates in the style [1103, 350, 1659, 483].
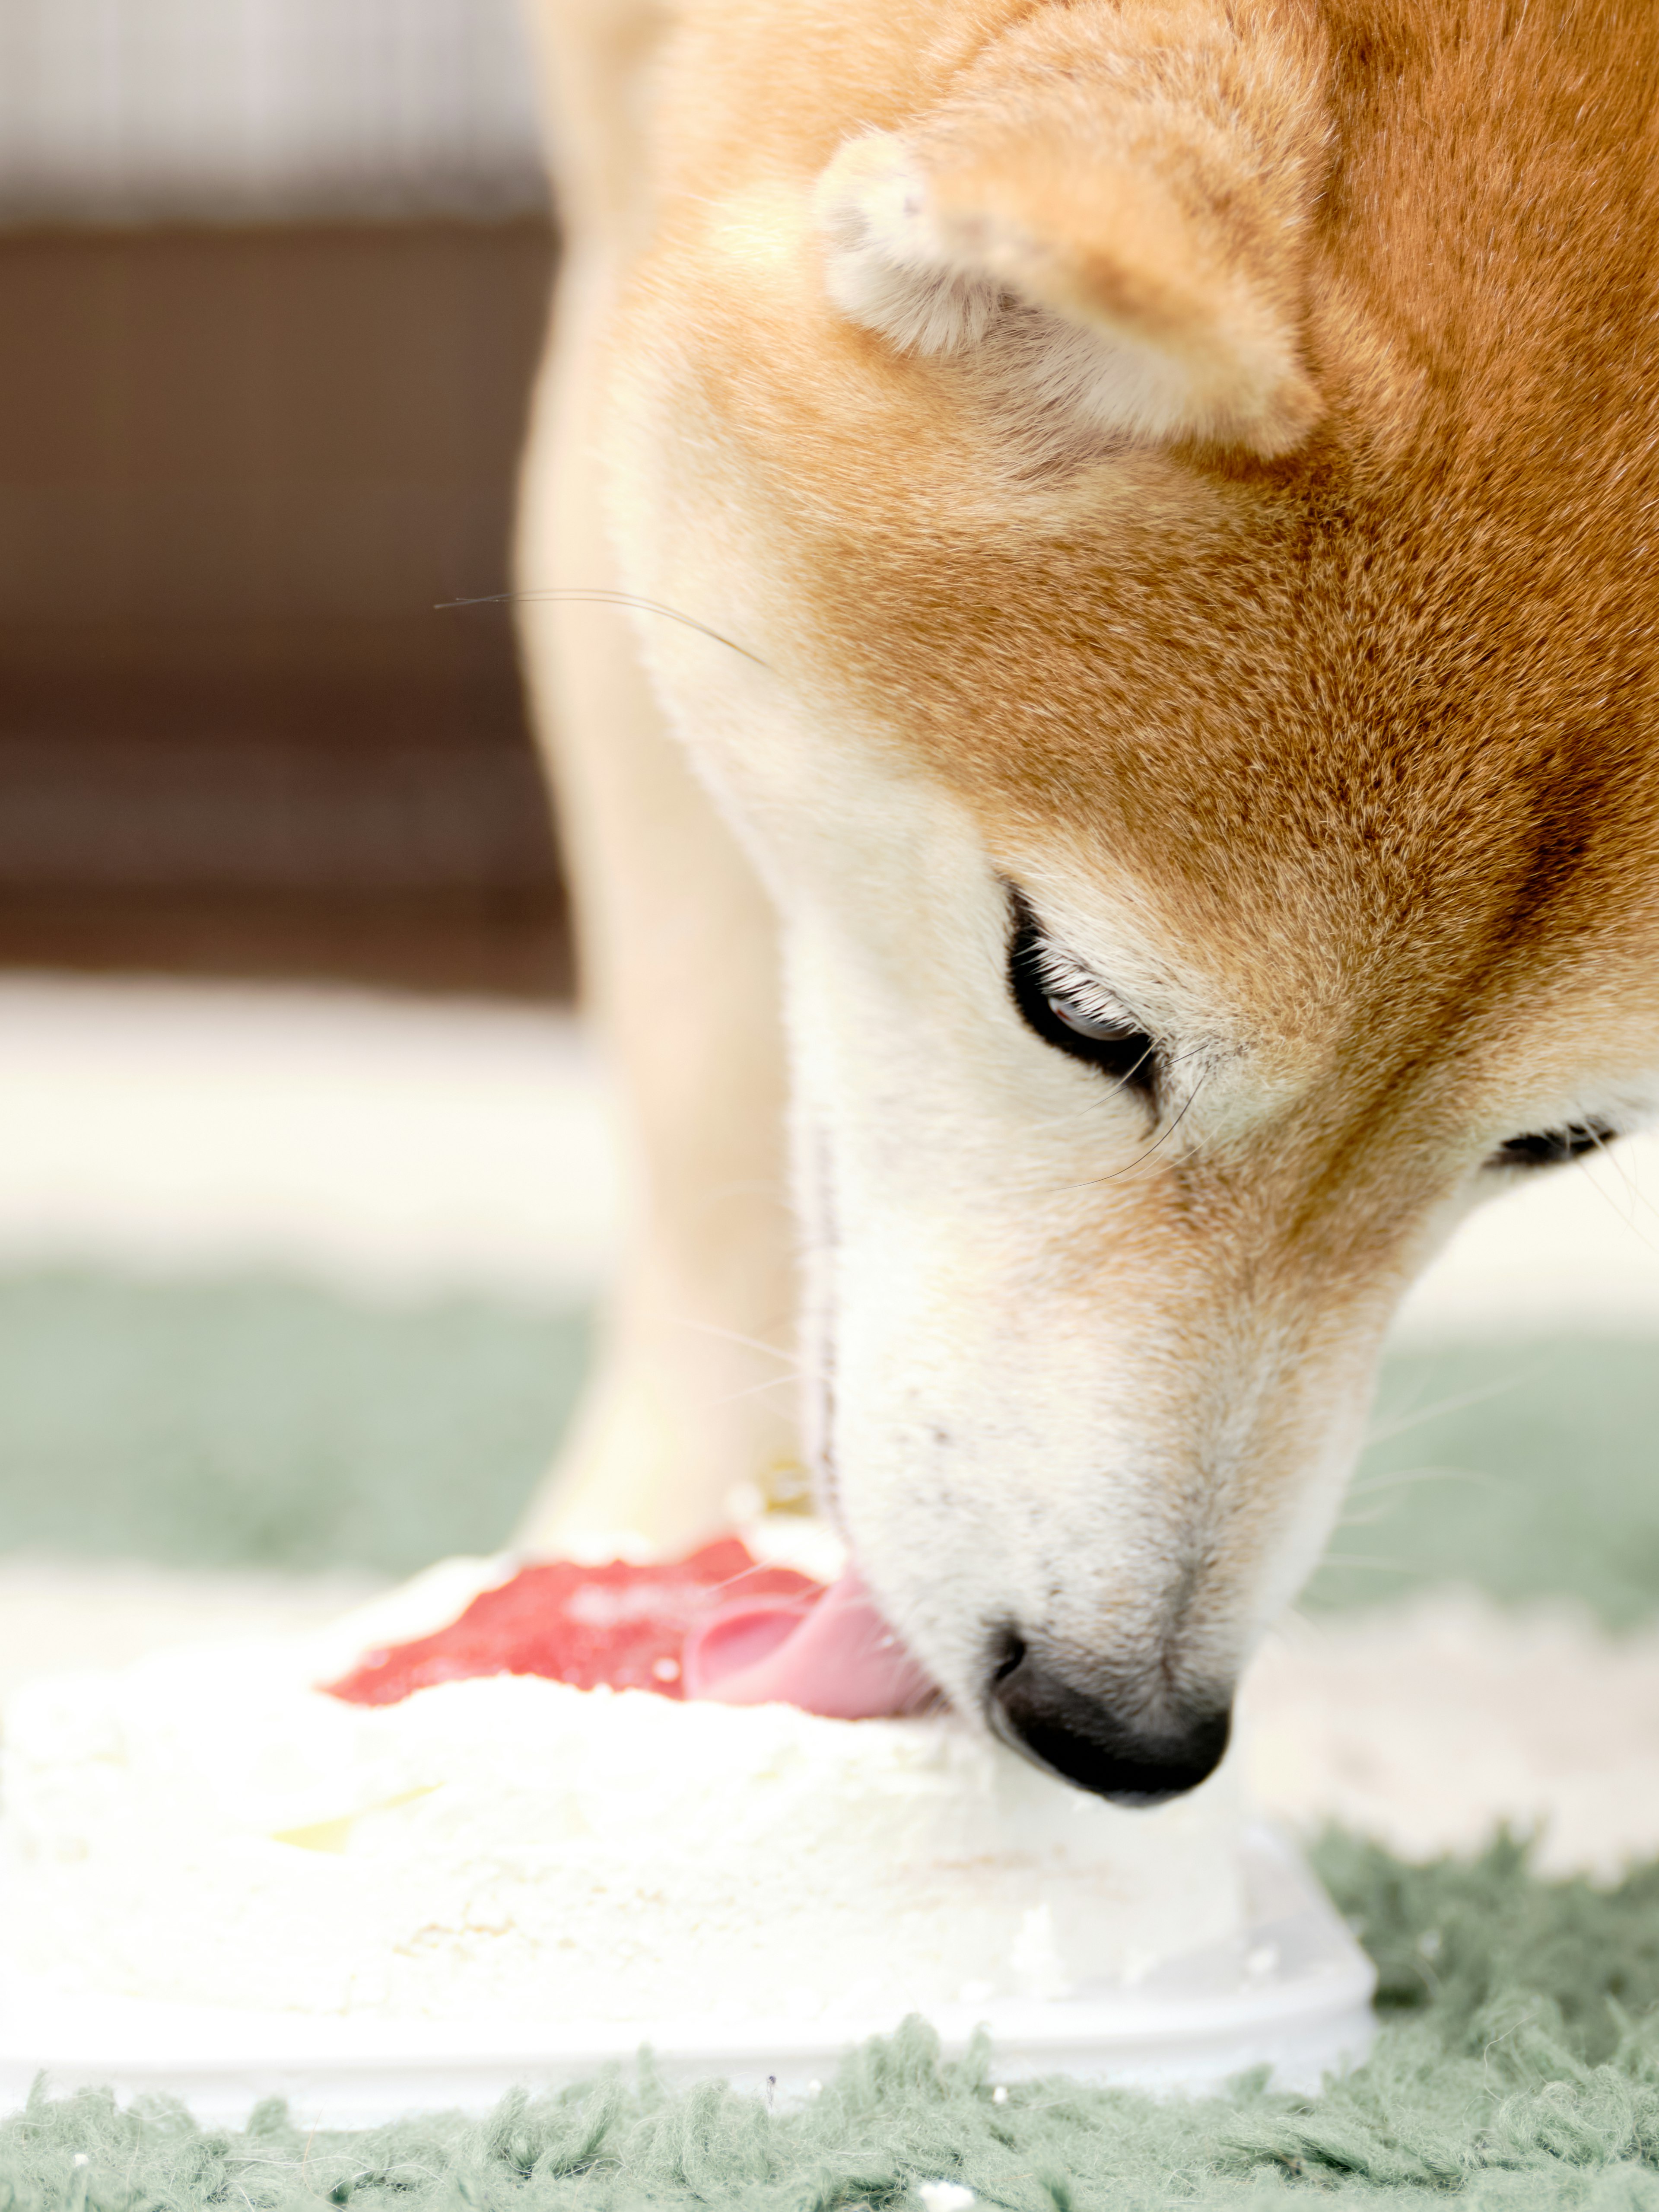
[1, 1557, 1245, 2022]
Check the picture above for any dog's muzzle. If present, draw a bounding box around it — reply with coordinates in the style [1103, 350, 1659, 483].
[987, 1639, 1231, 1805]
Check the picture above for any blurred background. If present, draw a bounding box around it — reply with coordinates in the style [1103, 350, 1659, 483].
[0, 0, 594, 1649]
[0, 0, 563, 995]
[0, 0, 1658, 1874]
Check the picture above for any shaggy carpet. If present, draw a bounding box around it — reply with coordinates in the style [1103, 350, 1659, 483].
[10, 1833, 1659, 2209]
[5, 1270, 1659, 2203]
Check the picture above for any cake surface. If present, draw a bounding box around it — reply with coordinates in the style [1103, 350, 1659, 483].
[1, 1551, 1246, 2023]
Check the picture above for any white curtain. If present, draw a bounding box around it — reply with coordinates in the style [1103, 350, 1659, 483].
[0, 0, 550, 222]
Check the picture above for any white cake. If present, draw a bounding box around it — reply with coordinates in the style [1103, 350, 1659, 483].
[0, 1555, 1246, 2024]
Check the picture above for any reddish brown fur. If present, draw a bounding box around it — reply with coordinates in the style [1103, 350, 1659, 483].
[624, 0, 1659, 1136]
[520, 0, 1659, 1716]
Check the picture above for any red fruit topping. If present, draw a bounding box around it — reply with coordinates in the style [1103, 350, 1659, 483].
[324, 1539, 822, 1708]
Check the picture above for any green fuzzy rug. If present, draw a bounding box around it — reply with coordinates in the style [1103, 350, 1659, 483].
[1, 1270, 1657, 1622]
[14, 1833, 1659, 2209]
[4, 1270, 1659, 2203]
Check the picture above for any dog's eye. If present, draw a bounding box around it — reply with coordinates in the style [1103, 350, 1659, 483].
[1007, 897, 1160, 1102]
[1487, 1121, 1615, 1170]
[1046, 994, 1142, 1046]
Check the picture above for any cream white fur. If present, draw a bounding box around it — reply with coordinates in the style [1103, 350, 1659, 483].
[582, 459, 1399, 1712]
[516, 0, 1659, 1750]
[815, 133, 1006, 356]
[815, 126, 1309, 456]
[544, 331, 1658, 1718]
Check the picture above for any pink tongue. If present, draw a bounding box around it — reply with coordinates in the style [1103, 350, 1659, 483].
[681, 1569, 935, 1719]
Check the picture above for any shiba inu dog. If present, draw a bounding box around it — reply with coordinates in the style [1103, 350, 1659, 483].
[515, 0, 1659, 1799]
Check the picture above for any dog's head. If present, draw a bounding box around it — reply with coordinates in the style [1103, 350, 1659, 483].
[603, 0, 1659, 1795]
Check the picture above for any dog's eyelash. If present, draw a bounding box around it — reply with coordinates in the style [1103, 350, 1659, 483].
[1487, 1120, 1618, 1171]
[1004, 891, 1162, 1104]
[1028, 948, 1141, 1037]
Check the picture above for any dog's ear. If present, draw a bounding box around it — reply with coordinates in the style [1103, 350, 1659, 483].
[814, 0, 1328, 458]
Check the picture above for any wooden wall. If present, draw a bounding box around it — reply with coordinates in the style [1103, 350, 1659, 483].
[0, 216, 569, 996]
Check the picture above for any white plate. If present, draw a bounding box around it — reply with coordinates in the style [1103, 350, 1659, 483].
[0, 1827, 1373, 2127]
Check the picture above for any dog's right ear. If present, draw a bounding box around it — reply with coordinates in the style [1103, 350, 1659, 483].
[814, 0, 1329, 458]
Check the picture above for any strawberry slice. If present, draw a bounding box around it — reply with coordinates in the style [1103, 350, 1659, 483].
[325, 1538, 820, 1707]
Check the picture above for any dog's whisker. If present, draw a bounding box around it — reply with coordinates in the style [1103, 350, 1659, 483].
[1587, 1124, 1643, 1199]
[1345, 1462, 1502, 1499]
[437, 586, 770, 668]
[671, 1318, 802, 1368]
[1335, 1466, 1496, 1529]
[1067, 1068, 1212, 1190]
[1573, 1142, 1659, 1264]
[1315, 1553, 1418, 1575]
[1581, 1122, 1659, 1226]
[700, 1399, 800, 1435]
[700, 1372, 822, 1409]
[1362, 1369, 1531, 1447]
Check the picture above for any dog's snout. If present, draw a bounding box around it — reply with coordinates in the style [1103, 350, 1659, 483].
[987, 1638, 1231, 1805]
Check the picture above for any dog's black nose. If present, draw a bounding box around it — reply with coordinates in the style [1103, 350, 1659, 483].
[988, 1639, 1231, 1804]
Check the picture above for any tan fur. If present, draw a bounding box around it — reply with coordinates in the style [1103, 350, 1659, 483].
[817, 1, 1328, 451]
[518, 0, 1659, 1747]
